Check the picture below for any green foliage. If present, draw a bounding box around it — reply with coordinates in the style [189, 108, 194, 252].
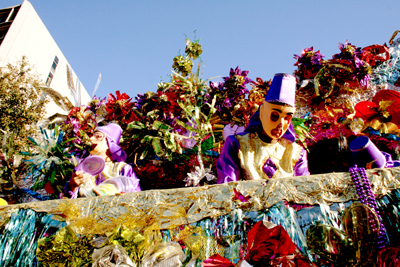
[126, 119, 184, 161]
[0, 130, 26, 193]
[0, 57, 49, 194]
[22, 125, 75, 196]
[0, 56, 48, 152]
[126, 38, 217, 170]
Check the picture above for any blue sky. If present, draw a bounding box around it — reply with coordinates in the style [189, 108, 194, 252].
[5, 0, 400, 99]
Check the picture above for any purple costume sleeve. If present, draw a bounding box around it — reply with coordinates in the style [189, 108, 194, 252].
[293, 148, 311, 176]
[217, 136, 241, 184]
[119, 163, 142, 192]
[383, 151, 400, 168]
[62, 181, 78, 199]
[217, 135, 310, 184]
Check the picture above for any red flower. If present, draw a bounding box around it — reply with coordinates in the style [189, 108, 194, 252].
[105, 91, 136, 123]
[245, 221, 296, 265]
[201, 254, 235, 267]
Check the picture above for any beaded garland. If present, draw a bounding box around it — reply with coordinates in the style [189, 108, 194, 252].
[349, 165, 388, 248]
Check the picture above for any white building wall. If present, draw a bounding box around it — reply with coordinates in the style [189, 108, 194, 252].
[0, 0, 91, 117]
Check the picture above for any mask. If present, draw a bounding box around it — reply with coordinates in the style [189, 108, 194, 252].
[90, 131, 108, 155]
[90, 140, 107, 155]
[260, 101, 295, 140]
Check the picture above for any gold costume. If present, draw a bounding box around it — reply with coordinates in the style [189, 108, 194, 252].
[236, 132, 303, 180]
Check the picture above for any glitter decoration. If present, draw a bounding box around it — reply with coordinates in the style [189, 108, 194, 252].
[371, 35, 400, 86]
[0, 209, 65, 266]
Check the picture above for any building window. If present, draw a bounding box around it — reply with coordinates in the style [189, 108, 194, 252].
[7, 6, 20, 22]
[45, 72, 53, 87]
[51, 56, 59, 73]
[0, 14, 8, 23]
[0, 9, 11, 24]
[45, 56, 59, 87]
[0, 29, 7, 45]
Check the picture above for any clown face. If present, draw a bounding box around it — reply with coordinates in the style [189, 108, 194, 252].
[259, 101, 295, 140]
[90, 131, 108, 155]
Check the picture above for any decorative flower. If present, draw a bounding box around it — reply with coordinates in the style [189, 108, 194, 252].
[105, 91, 137, 124]
[333, 41, 363, 60]
[88, 96, 107, 122]
[134, 91, 158, 111]
[63, 106, 97, 154]
[332, 41, 371, 87]
[245, 221, 297, 265]
[172, 55, 193, 77]
[294, 47, 325, 80]
[206, 67, 253, 124]
[184, 165, 215, 187]
[306, 109, 354, 147]
[185, 38, 203, 60]
[249, 78, 271, 106]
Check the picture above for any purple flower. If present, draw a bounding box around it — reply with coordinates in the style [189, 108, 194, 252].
[223, 98, 232, 108]
[294, 47, 325, 67]
[68, 118, 80, 133]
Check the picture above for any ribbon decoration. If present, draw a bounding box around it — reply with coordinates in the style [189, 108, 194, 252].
[355, 101, 396, 134]
[361, 45, 390, 67]
[355, 90, 400, 134]
[312, 59, 367, 104]
[389, 30, 400, 45]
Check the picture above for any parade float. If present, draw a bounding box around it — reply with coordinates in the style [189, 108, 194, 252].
[2, 31, 400, 266]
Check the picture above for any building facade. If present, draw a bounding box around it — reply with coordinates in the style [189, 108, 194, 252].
[0, 1, 91, 117]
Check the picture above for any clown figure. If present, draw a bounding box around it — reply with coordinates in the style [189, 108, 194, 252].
[63, 123, 141, 198]
[217, 73, 310, 183]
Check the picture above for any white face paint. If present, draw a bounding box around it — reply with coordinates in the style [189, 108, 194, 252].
[89, 131, 108, 155]
[259, 101, 295, 140]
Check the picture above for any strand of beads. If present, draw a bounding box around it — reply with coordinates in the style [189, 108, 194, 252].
[349, 166, 368, 205]
[349, 165, 388, 248]
[349, 166, 380, 243]
[358, 166, 388, 248]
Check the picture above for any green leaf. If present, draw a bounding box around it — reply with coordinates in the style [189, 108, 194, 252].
[152, 120, 169, 131]
[141, 135, 153, 144]
[164, 133, 176, 151]
[28, 137, 39, 146]
[71, 155, 78, 167]
[54, 124, 59, 139]
[175, 119, 199, 133]
[50, 168, 56, 184]
[127, 121, 145, 130]
[152, 138, 163, 157]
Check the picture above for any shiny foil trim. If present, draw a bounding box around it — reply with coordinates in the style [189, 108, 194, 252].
[1, 167, 400, 235]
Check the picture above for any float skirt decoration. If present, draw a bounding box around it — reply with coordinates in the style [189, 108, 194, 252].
[1, 168, 400, 266]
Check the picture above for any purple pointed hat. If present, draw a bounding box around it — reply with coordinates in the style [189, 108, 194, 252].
[264, 73, 296, 107]
[96, 123, 127, 162]
[350, 136, 386, 168]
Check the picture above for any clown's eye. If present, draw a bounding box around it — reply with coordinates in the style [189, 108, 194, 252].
[284, 114, 293, 122]
[270, 111, 280, 122]
[93, 133, 104, 140]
